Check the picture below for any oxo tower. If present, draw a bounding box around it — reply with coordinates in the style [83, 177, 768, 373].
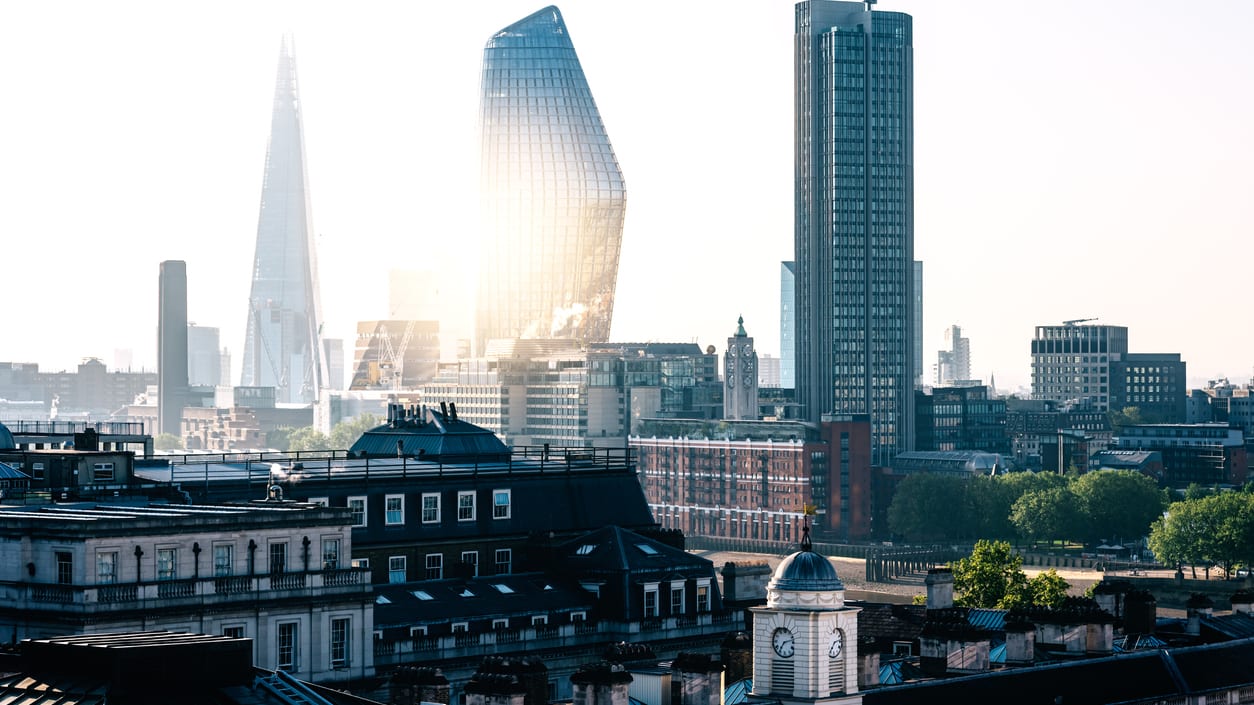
[241, 37, 327, 403]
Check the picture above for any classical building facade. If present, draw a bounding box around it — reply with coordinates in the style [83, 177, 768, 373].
[0, 501, 372, 685]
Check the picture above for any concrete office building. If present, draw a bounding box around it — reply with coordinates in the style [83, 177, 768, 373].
[795, 1, 916, 466]
[1030, 322, 1128, 411]
[187, 324, 222, 388]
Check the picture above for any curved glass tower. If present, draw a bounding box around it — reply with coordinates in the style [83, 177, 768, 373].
[241, 37, 327, 404]
[476, 6, 626, 353]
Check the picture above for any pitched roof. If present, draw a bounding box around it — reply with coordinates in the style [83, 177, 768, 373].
[555, 526, 712, 574]
[373, 572, 594, 628]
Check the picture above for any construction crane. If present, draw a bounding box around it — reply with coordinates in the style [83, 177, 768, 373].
[1062, 317, 1098, 326]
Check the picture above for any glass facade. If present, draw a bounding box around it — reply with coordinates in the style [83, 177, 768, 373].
[476, 6, 626, 352]
[241, 37, 327, 403]
[795, 1, 915, 467]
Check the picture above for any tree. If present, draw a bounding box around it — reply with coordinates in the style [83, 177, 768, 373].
[1071, 470, 1167, 545]
[329, 413, 380, 450]
[1010, 486, 1085, 547]
[1107, 406, 1146, 432]
[951, 540, 1028, 609]
[266, 426, 296, 452]
[1022, 569, 1070, 609]
[154, 433, 183, 451]
[1149, 499, 1209, 578]
[887, 473, 974, 541]
[287, 427, 331, 452]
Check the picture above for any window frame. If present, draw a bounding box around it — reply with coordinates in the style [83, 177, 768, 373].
[268, 541, 288, 574]
[492, 489, 511, 519]
[156, 546, 178, 581]
[330, 616, 351, 669]
[670, 584, 685, 614]
[421, 493, 441, 523]
[388, 556, 407, 584]
[92, 462, 115, 482]
[347, 496, 367, 527]
[96, 549, 118, 585]
[457, 491, 476, 521]
[385, 494, 405, 526]
[213, 543, 234, 577]
[55, 551, 73, 585]
[461, 550, 478, 577]
[321, 537, 341, 570]
[425, 553, 444, 580]
[494, 548, 512, 575]
[643, 583, 659, 617]
[276, 621, 298, 671]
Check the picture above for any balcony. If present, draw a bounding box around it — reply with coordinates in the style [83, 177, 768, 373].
[4, 568, 370, 615]
[373, 612, 741, 667]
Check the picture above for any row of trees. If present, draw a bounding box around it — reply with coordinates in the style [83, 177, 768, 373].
[949, 540, 1071, 609]
[1148, 489, 1254, 578]
[888, 469, 1168, 546]
[152, 414, 382, 453]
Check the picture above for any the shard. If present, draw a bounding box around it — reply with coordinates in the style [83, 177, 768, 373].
[475, 6, 626, 353]
[241, 37, 327, 403]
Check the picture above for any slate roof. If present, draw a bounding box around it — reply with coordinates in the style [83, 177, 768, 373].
[1202, 612, 1254, 640]
[373, 572, 595, 629]
[349, 406, 509, 460]
[863, 637, 1254, 705]
[0, 462, 29, 480]
[555, 525, 712, 575]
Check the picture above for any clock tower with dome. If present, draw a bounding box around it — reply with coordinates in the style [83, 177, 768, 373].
[724, 316, 759, 421]
[750, 528, 862, 705]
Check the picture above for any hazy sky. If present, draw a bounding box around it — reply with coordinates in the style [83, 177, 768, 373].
[1, 1, 1251, 392]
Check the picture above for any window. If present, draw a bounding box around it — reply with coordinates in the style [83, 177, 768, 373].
[532, 615, 548, 626]
[157, 548, 177, 581]
[451, 623, 468, 634]
[388, 556, 406, 584]
[31, 462, 44, 481]
[643, 585, 659, 617]
[421, 493, 440, 523]
[97, 550, 117, 584]
[570, 611, 586, 622]
[322, 538, 340, 570]
[696, 582, 710, 613]
[347, 496, 367, 527]
[671, 585, 685, 614]
[457, 491, 476, 521]
[92, 462, 114, 482]
[269, 542, 287, 574]
[306, 497, 328, 507]
[214, 544, 233, 577]
[494, 549, 512, 575]
[351, 558, 369, 569]
[385, 494, 405, 525]
[461, 551, 478, 577]
[222, 625, 245, 639]
[410, 625, 428, 636]
[425, 553, 443, 580]
[330, 617, 351, 668]
[55, 551, 72, 585]
[277, 622, 298, 671]
[492, 619, 509, 630]
[493, 489, 511, 519]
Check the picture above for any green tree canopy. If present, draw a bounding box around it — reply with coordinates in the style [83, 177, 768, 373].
[1071, 470, 1167, 544]
[951, 540, 1071, 609]
[887, 473, 974, 541]
[329, 413, 381, 450]
[1010, 486, 1085, 545]
[287, 427, 331, 452]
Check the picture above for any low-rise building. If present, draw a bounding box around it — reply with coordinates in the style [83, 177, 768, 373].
[1111, 423, 1247, 487]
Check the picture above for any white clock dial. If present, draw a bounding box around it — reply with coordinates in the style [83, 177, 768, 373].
[771, 627, 795, 658]
[827, 628, 844, 658]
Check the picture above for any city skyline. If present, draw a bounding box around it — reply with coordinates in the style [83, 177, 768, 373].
[1, 1, 1251, 391]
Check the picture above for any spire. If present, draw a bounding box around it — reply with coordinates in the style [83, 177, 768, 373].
[735, 315, 747, 337]
[240, 36, 327, 404]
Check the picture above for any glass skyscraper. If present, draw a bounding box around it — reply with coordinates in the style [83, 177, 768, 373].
[476, 6, 626, 353]
[795, 1, 915, 466]
[241, 37, 327, 404]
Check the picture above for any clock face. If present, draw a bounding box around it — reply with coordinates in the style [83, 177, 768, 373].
[742, 344, 752, 355]
[771, 627, 795, 658]
[743, 375, 752, 387]
[726, 373, 734, 388]
[827, 628, 844, 658]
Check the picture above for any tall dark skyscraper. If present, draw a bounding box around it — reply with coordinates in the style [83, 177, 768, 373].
[476, 6, 626, 353]
[158, 260, 189, 436]
[795, 1, 915, 466]
[241, 37, 326, 404]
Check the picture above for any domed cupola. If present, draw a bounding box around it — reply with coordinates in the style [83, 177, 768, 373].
[766, 526, 845, 609]
[0, 422, 14, 451]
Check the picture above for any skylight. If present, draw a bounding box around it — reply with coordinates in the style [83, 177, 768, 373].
[376, 595, 392, 604]
[493, 584, 515, 594]
[412, 590, 434, 600]
[635, 543, 659, 555]
[460, 588, 476, 597]
[576, 544, 596, 555]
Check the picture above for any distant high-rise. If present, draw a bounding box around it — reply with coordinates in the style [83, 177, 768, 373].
[780, 262, 796, 389]
[1031, 322, 1128, 410]
[936, 324, 971, 386]
[795, 1, 915, 466]
[240, 37, 327, 404]
[476, 6, 626, 353]
[158, 260, 189, 436]
[187, 325, 221, 387]
[724, 317, 760, 421]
